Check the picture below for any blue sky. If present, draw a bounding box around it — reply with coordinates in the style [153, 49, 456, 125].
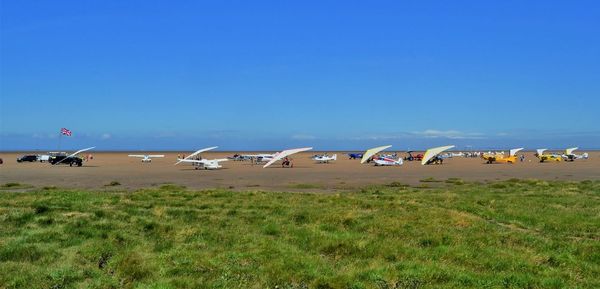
[1, 1, 599, 151]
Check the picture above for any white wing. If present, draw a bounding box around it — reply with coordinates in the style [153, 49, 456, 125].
[509, 148, 524, 157]
[263, 147, 313, 168]
[147, 155, 165, 158]
[360, 145, 392, 164]
[421, 145, 454, 165]
[128, 155, 146, 158]
[54, 147, 95, 165]
[68, 147, 95, 158]
[177, 159, 208, 164]
[565, 147, 578, 155]
[536, 148, 547, 155]
[174, 146, 218, 165]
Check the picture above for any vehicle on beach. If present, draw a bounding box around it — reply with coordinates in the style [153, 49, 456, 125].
[49, 154, 83, 166]
[48, 147, 95, 167]
[17, 155, 38, 162]
[404, 151, 423, 161]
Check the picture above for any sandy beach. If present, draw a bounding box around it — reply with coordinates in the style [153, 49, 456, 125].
[1, 151, 598, 191]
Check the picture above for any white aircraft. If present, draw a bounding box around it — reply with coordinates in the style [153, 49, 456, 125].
[373, 156, 403, 166]
[562, 147, 589, 161]
[175, 146, 228, 170]
[263, 147, 313, 168]
[128, 154, 164, 162]
[312, 154, 337, 163]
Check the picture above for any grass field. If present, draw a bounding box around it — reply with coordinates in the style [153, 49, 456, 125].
[1, 179, 599, 289]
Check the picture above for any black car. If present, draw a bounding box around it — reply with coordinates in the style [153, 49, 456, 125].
[49, 155, 83, 166]
[17, 155, 38, 162]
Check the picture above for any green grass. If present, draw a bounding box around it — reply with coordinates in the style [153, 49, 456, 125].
[0, 180, 599, 288]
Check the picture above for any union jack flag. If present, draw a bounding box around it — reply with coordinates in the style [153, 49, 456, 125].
[61, 128, 72, 136]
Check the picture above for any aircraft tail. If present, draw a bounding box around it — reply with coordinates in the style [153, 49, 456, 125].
[582, 153, 589, 159]
[332, 154, 337, 161]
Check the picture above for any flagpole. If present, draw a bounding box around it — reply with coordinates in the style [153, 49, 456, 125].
[58, 130, 62, 151]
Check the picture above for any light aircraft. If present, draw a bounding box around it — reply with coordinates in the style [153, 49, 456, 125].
[373, 156, 403, 166]
[263, 147, 313, 168]
[312, 154, 337, 163]
[361, 145, 393, 164]
[128, 154, 165, 162]
[535, 149, 562, 162]
[561, 147, 588, 161]
[421, 145, 455, 165]
[347, 153, 363, 160]
[175, 146, 228, 170]
[481, 148, 523, 164]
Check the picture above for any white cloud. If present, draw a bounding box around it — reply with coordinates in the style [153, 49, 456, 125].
[101, 133, 111, 140]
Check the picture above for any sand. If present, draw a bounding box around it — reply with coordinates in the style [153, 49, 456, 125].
[1, 151, 598, 192]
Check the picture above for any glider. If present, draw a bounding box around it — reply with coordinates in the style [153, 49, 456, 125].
[421, 145, 455, 165]
[263, 147, 313, 168]
[174, 146, 228, 169]
[481, 147, 523, 164]
[360, 145, 392, 164]
[535, 149, 562, 162]
[128, 154, 164, 162]
[174, 146, 218, 165]
[562, 147, 588, 161]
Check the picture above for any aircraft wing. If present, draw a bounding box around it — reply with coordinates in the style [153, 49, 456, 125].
[509, 148, 524, 157]
[421, 145, 454, 165]
[536, 148, 547, 156]
[263, 147, 313, 168]
[147, 155, 165, 158]
[565, 147, 578, 155]
[54, 147, 95, 165]
[175, 146, 218, 165]
[360, 145, 392, 164]
[128, 155, 145, 158]
[176, 159, 208, 164]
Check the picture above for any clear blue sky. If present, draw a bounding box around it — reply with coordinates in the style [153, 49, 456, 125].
[1, 1, 599, 151]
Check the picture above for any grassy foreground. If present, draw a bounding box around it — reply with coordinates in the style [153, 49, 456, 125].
[0, 180, 599, 289]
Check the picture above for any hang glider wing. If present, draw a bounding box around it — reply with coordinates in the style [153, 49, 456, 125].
[54, 147, 95, 165]
[421, 145, 455, 165]
[565, 147, 578, 155]
[536, 148, 547, 156]
[263, 147, 313, 168]
[360, 145, 392, 164]
[175, 146, 218, 165]
[509, 148, 524, 157]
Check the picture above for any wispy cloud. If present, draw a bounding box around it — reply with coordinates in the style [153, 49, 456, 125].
[345, 130, 485, 140]
[411, 130, 485, 139]
[101, 133, 111, 140]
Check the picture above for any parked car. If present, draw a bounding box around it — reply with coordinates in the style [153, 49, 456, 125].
[17, 155, 38, 162]
[49, 155, 83, 166]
